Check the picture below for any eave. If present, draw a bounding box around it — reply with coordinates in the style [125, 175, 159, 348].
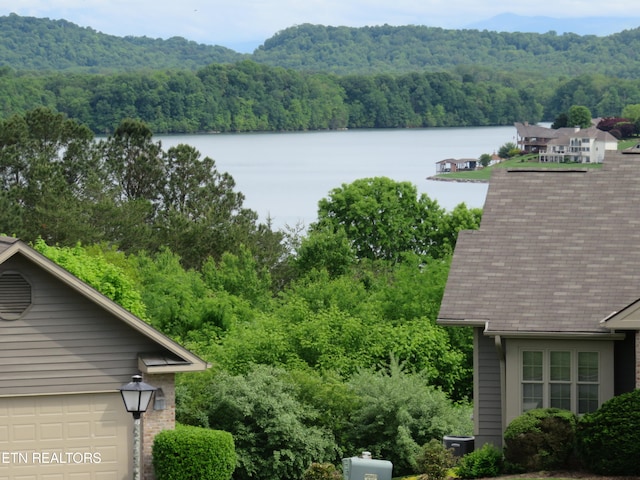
[0, 239, 210, 373]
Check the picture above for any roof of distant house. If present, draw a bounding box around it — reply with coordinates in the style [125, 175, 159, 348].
[545, 126, 618, 145]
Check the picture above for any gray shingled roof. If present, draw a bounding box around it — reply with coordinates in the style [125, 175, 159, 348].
[437, 151, 640, 335]
[514, 122, 559, 139]
[0, 236, 18, 254]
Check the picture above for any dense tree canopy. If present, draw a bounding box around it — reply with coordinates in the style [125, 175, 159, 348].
[4, 64, 640, 134]
[0, 109, 284, 270]
[6, 15, 640, 79]
[312, 177, 481, 263]
[0, 13, 244, 73]
[567, 105, 593, 128]
[4, 15, 640, 135]
[0, 62, 553, 133]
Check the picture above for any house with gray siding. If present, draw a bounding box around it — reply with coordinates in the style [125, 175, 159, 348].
[437, 151, 640, 448]
[0, 237, 209, 479]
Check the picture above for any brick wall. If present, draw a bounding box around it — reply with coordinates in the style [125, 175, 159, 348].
[141, 373, 176, 480]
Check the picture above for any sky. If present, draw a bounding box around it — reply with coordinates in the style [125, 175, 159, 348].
[0, 1, 634, 53]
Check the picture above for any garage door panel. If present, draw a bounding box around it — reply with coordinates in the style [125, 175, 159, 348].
[40, 422, 63, 440]
[13, 423, 36, 442]
[0, 394, 131, 480]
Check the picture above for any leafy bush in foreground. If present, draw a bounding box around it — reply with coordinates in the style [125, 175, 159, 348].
[152, 425, 236, 480]
[194, 365, 338, 480]
[503, 408, 577, 472]
[576, 389, 640, 475]
[346, 358, 473, 477]
[302, 462, 342, 480]
[455, 443, 503, 479]
[414, 439, 455, 480]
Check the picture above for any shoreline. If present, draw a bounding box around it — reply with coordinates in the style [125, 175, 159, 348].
[427, 176, 489, 184]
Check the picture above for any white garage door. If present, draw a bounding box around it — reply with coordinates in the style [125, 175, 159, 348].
[0, 392, 132, 480]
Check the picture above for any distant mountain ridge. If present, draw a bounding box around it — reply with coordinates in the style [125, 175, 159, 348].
[466, 13, 640, 36]
[3, 13, 640, 77]
[0, 13, 246, 72]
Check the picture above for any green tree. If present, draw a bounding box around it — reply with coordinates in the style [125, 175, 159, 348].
[201, 245, 272, 309]
[33, 238, 148, 319]
[497, 141, 519, 158]
[0, 107, 101, 244]
[551, 112, 568, 129]
[567, 105, 593, 128]
[192, 365, 338, 480]
[479, 153, 492, 168]
[622, 103, 640, 122]
[293, 226, 356, 278]
[100, 118, 165, 204]
[313, 177, 447, 262]
[133, 248, 210, 337]
[156, 142, 263, 269]
[437, 203, 482, 258]
[346, 358, 473, 476]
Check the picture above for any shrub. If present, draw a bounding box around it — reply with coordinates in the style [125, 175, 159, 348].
[302, 462, 342, 480]
[455, 443, 503, 479]
[198, 365, 338, 480]
[414, 439, 456, 480]
[152, 425, 236, 480]
[576, 389, 640, 475]
[503, 408, 577, 472]
[347, 359, 473, 477]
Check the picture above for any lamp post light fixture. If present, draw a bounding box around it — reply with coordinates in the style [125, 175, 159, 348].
[119, 375, 157, 480]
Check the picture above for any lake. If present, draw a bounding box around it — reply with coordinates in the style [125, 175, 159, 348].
[156, 126, 516, 229]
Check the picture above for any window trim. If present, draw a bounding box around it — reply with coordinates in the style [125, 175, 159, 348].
[505, 339, 614, 427]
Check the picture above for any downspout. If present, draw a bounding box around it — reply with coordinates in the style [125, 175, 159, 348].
[494, 333, 506, 446]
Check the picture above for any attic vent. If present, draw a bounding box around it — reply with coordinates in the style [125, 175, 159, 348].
[0, 272, 32, 320]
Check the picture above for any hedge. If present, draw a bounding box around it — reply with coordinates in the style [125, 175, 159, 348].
[152, 424, 236, 480]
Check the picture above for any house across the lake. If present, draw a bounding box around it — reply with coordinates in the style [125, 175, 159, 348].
[437, 149, 640, 448]
[436, 158, 478, 173]
[538, 126, 618, 163]
[515, 121, 617, 163]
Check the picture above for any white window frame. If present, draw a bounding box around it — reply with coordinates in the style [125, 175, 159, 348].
[505, 339, 614, 427]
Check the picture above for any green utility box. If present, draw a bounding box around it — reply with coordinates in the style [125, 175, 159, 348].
[342, 453, 392, 480]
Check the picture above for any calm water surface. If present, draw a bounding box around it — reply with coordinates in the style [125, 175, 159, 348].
[156, 127, 515, 228]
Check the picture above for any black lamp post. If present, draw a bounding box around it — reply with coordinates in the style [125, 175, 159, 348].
[119, 375, 157, 480]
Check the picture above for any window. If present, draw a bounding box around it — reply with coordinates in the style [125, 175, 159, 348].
[521, 349, 599, 414]
[507, 339, 613, 426]
[0, 272, 32, 320]
[578, 352, 599, 413]
[522, 351, 543, 410]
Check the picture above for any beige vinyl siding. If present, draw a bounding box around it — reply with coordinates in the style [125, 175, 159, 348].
[474, 328, 503, 447]
[0, 255, 161, 396]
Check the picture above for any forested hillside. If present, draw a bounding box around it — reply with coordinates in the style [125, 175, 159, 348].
[252, 23, 640, 76]
[0, 13, 245, 72]
[3, 14, 640, 77]
[0, 61, 557, 132]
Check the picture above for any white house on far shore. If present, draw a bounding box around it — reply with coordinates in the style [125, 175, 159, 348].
[539, 126, 618, 164]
